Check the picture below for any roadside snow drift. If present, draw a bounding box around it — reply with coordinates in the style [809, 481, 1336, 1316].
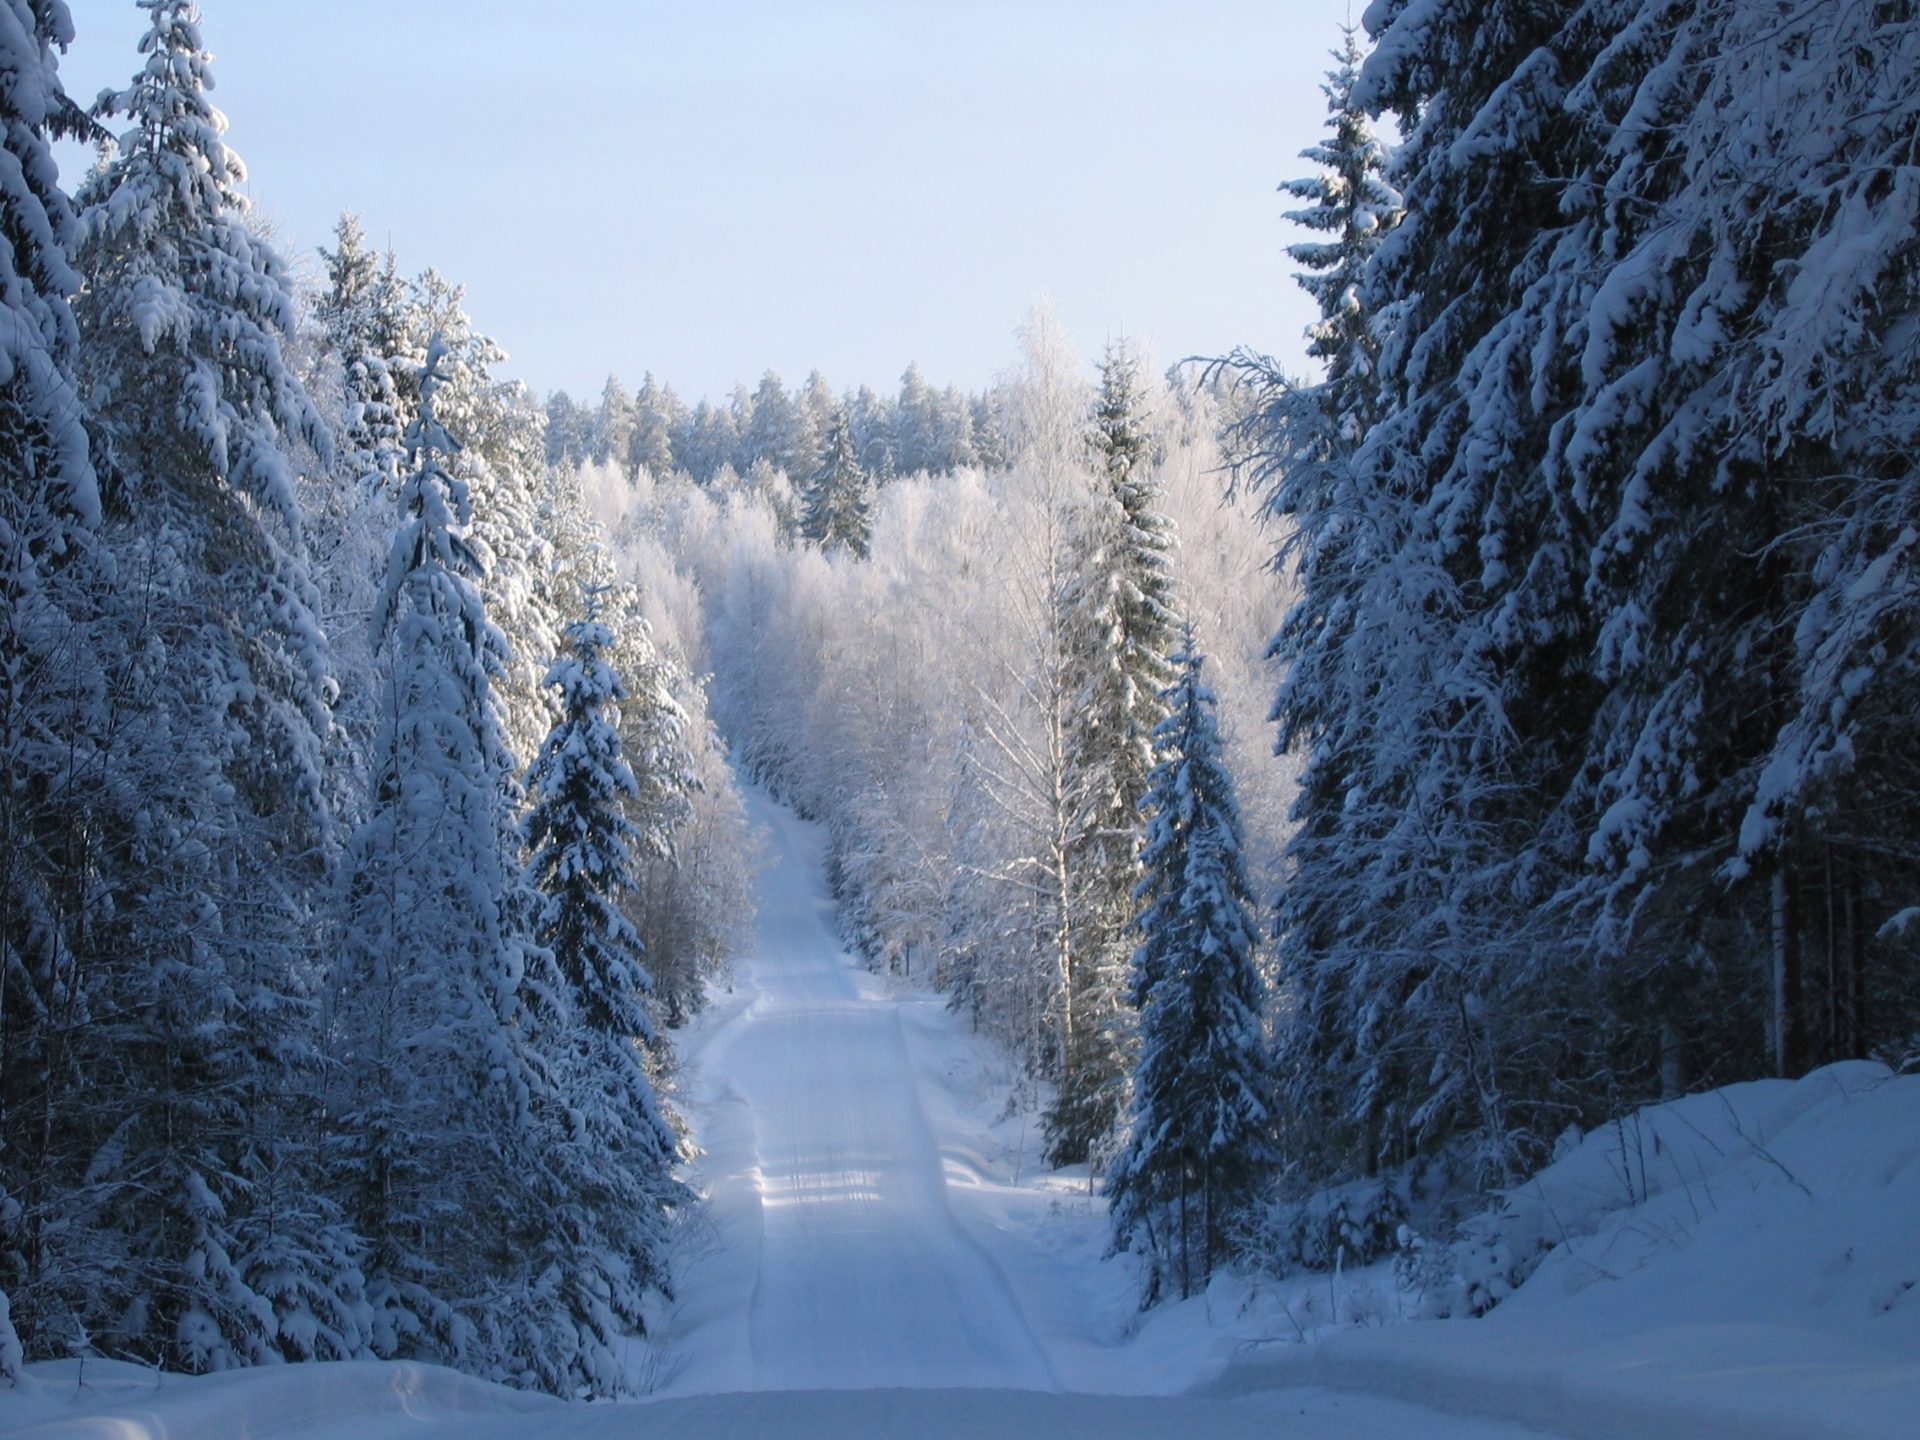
[1211, 1061, 1920, 1440]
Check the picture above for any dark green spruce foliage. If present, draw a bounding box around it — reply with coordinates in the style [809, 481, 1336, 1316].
[1107, 633, 1276, 1304]
[1258, 1, 1920, 1200]
[520, 598, 689, 1396]
[0, 0, 102, 1376]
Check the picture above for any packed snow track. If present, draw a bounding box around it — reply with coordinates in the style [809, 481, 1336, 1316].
[695, 790, 1055, 1391]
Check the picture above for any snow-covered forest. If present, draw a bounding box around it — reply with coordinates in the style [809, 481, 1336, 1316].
[3, 0, 1918, 1433]
[0, 0, 753, 1396]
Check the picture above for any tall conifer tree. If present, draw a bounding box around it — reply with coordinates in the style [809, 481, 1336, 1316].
[1108, 631, 1276, 1303]
[520, 596, 688, 1396]
[1044, 342, 1174, 1167]
[1257, 0, 1920, 1197]
[332, 337, 549, 1377]
[0, 0, 99, 1373]
[801, 407, 872, 558]
[63, 0, 360, 1368]
[316, 213, 405, 498]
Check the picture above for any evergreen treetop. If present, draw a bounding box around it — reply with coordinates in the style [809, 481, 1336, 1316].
[801, 406, 872, 558]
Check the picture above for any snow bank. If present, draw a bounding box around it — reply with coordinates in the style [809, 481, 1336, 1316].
[2, 1366, 1552, 1440]
[1209, 1061, 1920, 1440]
[1, 1357, 558, 1438]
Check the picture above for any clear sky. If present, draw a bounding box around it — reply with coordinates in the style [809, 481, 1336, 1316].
[55, 0, 1347, 403]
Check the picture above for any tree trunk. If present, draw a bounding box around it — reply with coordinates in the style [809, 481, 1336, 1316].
[1844, 872, 1866, 1057]
[1769, 865, 1805, 1077]
[1823, 844, 1839, 1064]
[1177, 1166, 1191, 1301]
[1658, 1018, 1685, 1100]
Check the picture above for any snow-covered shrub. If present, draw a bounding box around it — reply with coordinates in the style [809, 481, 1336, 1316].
[1391, 1226, 1458, 1320]
[1252, 1176, 1409, 1278]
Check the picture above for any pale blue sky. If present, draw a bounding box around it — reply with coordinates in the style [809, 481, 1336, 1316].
[57, 1, 1348, 401]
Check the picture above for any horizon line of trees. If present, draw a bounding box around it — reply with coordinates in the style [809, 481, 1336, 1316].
[585, 309, 1297, 1219]
[545, 361, 1002, 492]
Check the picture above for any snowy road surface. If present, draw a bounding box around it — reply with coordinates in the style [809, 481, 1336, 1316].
[692, 790, 1055, 1391]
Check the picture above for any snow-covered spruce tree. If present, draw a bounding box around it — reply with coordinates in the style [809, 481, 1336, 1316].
[394, 267, 559, 766]
[0, 0, 102, 1375]
[1108, 631, 1276, 1305]
[519, 594, 689, 1396]
[1044, 341, 1175, 1168]
[307, 213, 408, 828]
[893, 362, 940, 476]
[545, 390, 592, 469]
[593, 551, 750, 1031]
[63, 0, 367, 1369]
[674, 397, 735, 483]
[628, 372, 678, 479]
[971, 390, 1008, 472]
[1553, 0, 1920, 1082]
[1248, 0, 1635, 1190]
[1426, 0, 1917, 1097]
[531, 458, 703, 1025]
[797, 370, 836, 471]
[1231, 22, 1407, 1188]
[742, 369, 807, 480]
[1258, 0, 1920, 1202]
[1278, 25, 1397, 424]
[331, 336, 553, 1380]
[801, 405, 872, 558]
[592, 374, 634, 473]
[315, 213, 405, 500]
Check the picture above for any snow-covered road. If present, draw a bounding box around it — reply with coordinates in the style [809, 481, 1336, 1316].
[694, 791, 1055, 1391]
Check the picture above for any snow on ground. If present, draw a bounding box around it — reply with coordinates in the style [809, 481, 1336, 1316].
[0, 1358, 563, 1439]
[1200, 1061, 1920, 1440]
[7, 788, 1916, 1438]
[0, 1357, 1557, 1440]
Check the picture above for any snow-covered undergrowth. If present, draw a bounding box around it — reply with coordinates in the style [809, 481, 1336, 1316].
[0, 1357, 563, 1438]
[1200, 1060, 1920, 1439]
[1437, 1061, 1918, 1325]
